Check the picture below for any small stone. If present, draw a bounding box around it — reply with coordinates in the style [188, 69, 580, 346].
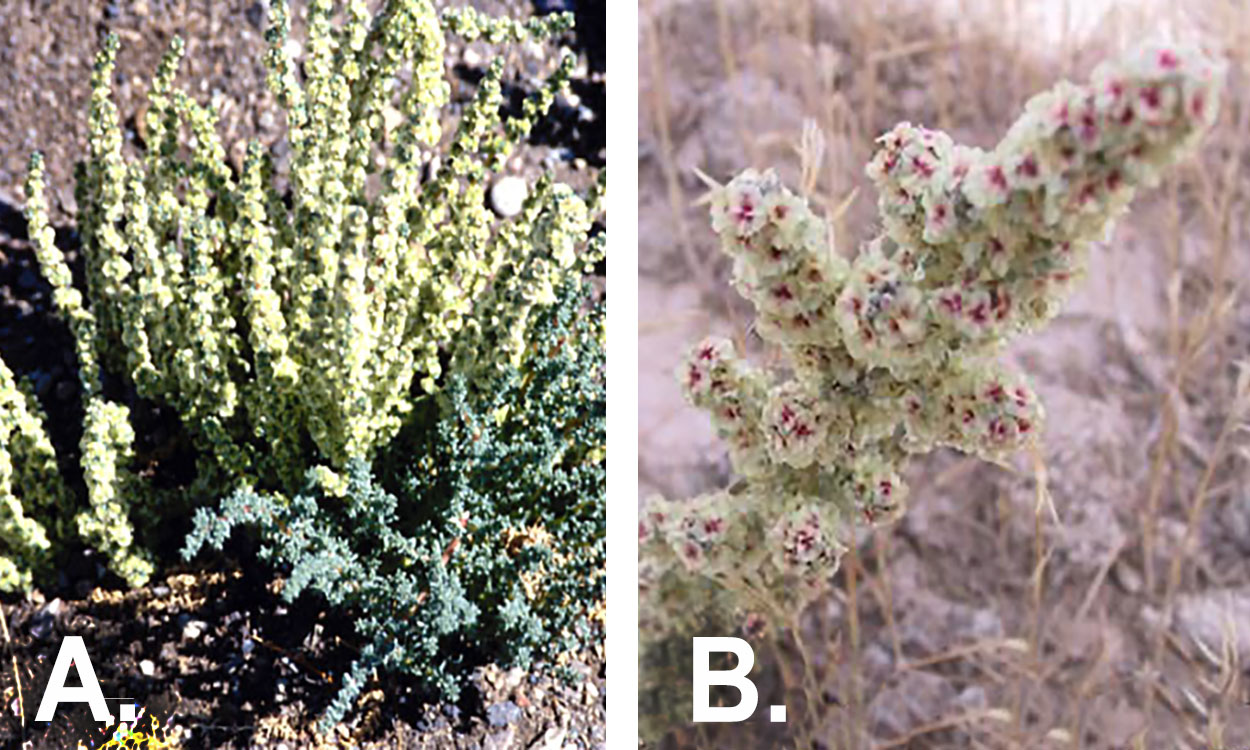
[863, 643, 892, 673]
[487, 700, 523, 727]
[28, 614, 53, 640]
[133, 0, 149, 16]
[229, 139, 248, 174]
[1140, 605, 1166, 632]
[245, 2, 265, 29]
[241, 638, 255, 656]
[530, 726, 565, 750]
[955, 685, 987, 709]
[534, 0, 574, 12]
[1177, 587, 1250, 661]
[57, 188, 77, 216]
[382, 106, 404, 139]
[490, 176, 527, 218]
[283, 39, 302, 61]
[484, 727, 516, 750]
[522, 40, 545, 62]
[182, 619, 207, 640]
[423, 153, 442, 183]
[463, 47, 482, 68]
[1113, 560, 1143, 594]
[139, 659, 155, 677]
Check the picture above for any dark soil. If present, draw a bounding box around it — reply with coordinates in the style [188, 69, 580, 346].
[0, 1, 606, 748]
[2, 567, 607, 748]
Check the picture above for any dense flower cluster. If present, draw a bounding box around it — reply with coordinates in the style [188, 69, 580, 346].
[1, 0, 600, 593]
[641, 43, 1223, 659]
[0, 357, 61, 591]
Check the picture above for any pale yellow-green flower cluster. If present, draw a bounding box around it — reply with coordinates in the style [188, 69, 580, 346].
[0, 357, 64, 591]
[452, 172, 603, 382]
[1, 1, 599, 590]
[641, 43, 1224, 629]
[16, 153, 153, 586]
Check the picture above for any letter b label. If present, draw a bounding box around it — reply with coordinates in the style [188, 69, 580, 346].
[691, 637, 758, 722]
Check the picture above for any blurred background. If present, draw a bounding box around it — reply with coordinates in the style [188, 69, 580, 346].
[639, 0, 1250, 747]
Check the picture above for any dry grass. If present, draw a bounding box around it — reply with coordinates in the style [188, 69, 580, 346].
[638, 0, 1250, 747]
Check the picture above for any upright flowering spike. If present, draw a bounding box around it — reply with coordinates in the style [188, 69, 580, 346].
[0, 359, 61, 592]
[861, 42, 1226, 371]
[25, 153, 101, 394]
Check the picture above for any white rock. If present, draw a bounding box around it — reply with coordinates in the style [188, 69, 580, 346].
[490, 176, 528, 218]
[484, 727, 516, 750]
[867, 670, 955, 737]
[530, 727, 565, 750]
[1176, 587, 1250, 661]
[139, 659, 155, 677]
[382, 106, 404, 138]
[182, 620, 207, 641]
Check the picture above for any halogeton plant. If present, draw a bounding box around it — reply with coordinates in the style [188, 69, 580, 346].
[640, 42, 1223, 664]
[186, 278, 605, 727]
[0, 0, 602, 594]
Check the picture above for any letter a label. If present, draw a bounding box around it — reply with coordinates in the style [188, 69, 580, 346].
[35, 636, 110, 723]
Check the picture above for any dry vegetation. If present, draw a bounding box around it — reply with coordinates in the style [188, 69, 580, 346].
[639, 0, 1250, 747]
